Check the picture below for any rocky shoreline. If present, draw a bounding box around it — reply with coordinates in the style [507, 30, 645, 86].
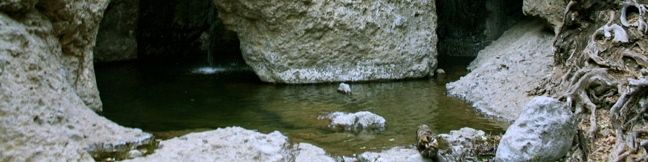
[2, 0, 648, 161]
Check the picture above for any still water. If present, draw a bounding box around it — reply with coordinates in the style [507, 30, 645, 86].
[96, 60, 506, 156]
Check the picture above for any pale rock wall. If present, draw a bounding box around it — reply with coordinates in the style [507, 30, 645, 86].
[214, 0, 438, 83]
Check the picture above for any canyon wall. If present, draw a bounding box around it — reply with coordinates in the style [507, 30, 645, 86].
[0, 0, 151, 160]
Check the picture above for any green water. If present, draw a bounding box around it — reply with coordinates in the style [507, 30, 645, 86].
[96, 61, 507, 156]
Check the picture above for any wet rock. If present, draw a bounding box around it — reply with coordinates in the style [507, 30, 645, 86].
[320, 111, 386, 132]
[94, 0, 139, 62]
[338, 83, 352, 94]
[215, 0, 438, 83]
[435, 69, 445, 75]
[0, 1, 153, 161]
[358, 147, 429, 162]
[495, 96, 576, 162]
[126, 127, 335, 162]
[446, 20, 554, 120]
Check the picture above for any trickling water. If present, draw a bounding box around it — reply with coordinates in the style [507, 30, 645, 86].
[96, 60, 507, 156]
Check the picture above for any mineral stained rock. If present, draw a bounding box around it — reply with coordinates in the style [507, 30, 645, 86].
[214, 0, 438, 83]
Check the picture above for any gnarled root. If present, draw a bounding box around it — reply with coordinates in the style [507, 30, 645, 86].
[621, 0, 648, 34]
[564, 68, 618, 138]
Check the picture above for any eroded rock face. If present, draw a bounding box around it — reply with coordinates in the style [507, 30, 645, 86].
[523, 0, 566, 29]
[0, 1, 152, 161]
[126, 127, 336, 162]
[94, 0, 139, 62]
[214, 0, 438, 83]
[446, 20, 554, 120]
[495, 96, 576, 162]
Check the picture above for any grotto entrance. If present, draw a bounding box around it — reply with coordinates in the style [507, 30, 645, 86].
[435, 0, 524, 65]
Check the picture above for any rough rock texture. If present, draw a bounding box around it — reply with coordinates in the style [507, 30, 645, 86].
[495, 97, 576, 162]
[358, 147, 430, 162]
[0, 1, 153, 160]
[94, 0, 139, 62]
[215, 0, 438, 83]
[446, 19, 554, 120]
[522, 0, 566, 29]
[320, 111, 386, 132]
[126, 127, 336, 162]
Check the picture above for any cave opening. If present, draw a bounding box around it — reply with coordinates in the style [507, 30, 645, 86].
[94, 0, 246, 68]
[435, 0, 525, 69]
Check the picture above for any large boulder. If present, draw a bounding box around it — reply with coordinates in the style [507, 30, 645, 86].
[214, 0, 438, 83]
[94, 0, 139, 62]
[126, 127, 336, 162]
[495, 96, 576, 162]
[0, 1, 153, 160]
[446, 19, 554, 120]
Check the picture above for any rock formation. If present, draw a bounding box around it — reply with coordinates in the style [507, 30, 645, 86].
[495, 97, 576, 161]
[446, 19, 554, 120]
[0, 0, 152, 160]
[126, 127, 336, 162]
[214, 0, 438, 83]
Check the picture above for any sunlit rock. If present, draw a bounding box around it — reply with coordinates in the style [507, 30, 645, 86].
[214, 0, 438, 83]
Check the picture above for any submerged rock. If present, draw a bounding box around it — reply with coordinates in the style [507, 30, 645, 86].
[446, 19, 554, 120]
[495, 96, 576, 162]
[338, 83, 352, 94]
[321, 111, 387, 132]
[126, 127, 335, 162]
[214, 0, 438, 83]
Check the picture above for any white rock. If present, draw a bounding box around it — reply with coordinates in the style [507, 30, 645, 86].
[495, 96, 576, 162]
[358, 147, 429, 162]
[338, 83, 352, 94]
[214, 0, 438, 83]
[446, 20, 554, 120]
[322, 111, 386, 132]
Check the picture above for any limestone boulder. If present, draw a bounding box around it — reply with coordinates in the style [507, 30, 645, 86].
[126, 127, 336, 162]
[214, 0, 438, 83]
[495, 96, 576, 162]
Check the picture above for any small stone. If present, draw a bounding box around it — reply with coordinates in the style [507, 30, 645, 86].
[337, 83, 352, 94]
[435, 68, 446, 74]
